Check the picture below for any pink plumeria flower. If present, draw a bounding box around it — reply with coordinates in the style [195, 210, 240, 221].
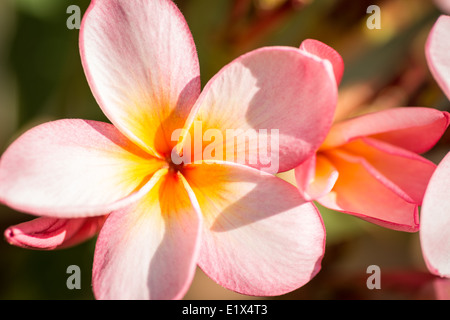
[295, 39, 450, 232]
[0, 0, 338, 299]
[420, 15, 450, 278]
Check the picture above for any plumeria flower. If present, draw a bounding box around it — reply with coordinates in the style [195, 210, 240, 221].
[295, 39, 450, 232]
[420, 14, 450, 278]
[0, 0, 338, 299]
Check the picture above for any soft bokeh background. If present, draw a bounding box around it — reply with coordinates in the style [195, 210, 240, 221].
[0, 0, 449, 299]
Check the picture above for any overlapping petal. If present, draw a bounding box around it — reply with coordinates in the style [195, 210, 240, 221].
[317, 149, 420, 232]
[295, 154, 339, 201]
[93, 169, 202, 300]
[294, 33, 450, 234]
[0, 119, 164, 218]
[80, 0, 201, 156]
[4, 216, 106, 250]
[182, 161, 325, 296]
[420, 152, 450, 278]
[179, 46, 338, 173]
[295, 107, 446, 231]
[321, 107, 450, 154]
[341, 137, 436, 204]
[309, 136, 436, 231]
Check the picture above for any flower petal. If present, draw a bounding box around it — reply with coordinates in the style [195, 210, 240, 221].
[321, 107, 450, 154]
[180, 46, 337, 173]
[295, 154, 339, 201]
[182, 161, 325, 296]
[342, 137, 436, 204]
[299, 39, 344, 84]
[93, 169, 202, 300]
[4, 216, 106, 250]
[80, 0, 201, 156]
[420, 152, 450, 278]
[0, 120, 164, 218]
[434, 1, 450, 14]
[433, 278, 450, 299]
[318, 149, 419, 232]
[294, 154, 317, 197]
[426, 15, 450, 100]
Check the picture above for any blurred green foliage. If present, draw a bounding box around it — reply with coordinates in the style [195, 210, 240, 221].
[0, 0, 449, 300]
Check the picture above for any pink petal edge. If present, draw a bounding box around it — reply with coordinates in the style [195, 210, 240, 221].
[4, 216, 106, 250]
[321, 107, 450, 154]
[420, 152, 450, 278]
[299, 38, 344, 85]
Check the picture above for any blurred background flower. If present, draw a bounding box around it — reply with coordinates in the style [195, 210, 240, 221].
[0, 0, 449, 299]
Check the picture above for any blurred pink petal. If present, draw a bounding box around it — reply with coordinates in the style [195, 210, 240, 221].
[426, 15, 450, 100]
[182, 161, 325, 296]
[4, 216, 106, 250]
[420, 152, 450, 278]
[434, 1, 450, 15]
[433, 278, 450, 299]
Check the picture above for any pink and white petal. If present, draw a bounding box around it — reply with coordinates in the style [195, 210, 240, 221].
[93, 169, 202, 300]
[321, 107, 450, 154]
[0, 119, 164, 218]
[420, 152, 450, 278]
[295, 154, 339, 201]
[434, 1, 450, 14]
[318, 150, 420, 232]
[299, 39, 344, 84]
[4, 216, 106, 250]
[426, 15, 450, 100]
[342, 137, 436, 204]
[180, 46, 337, 173]
[182, 161, 325, 296]
[80, 0, 201, 156]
